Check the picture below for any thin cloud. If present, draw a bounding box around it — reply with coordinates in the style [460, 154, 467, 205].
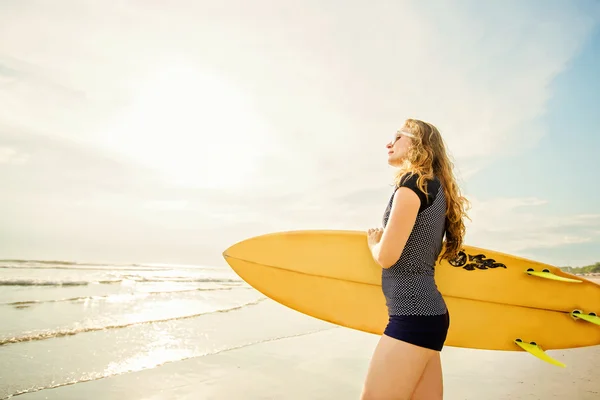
[0, 1, 598, 264]
[0, 146, 28, 165]
[1, 2, 596, 181]
[466, 196, 600, 256]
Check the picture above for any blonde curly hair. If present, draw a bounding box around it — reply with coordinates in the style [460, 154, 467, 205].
[393, 118, 470, 261]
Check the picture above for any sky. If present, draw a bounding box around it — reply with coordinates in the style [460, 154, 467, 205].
[0, 0, 599, 267]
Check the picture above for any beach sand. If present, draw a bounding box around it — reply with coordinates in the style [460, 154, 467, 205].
[18, 295, 600, 400]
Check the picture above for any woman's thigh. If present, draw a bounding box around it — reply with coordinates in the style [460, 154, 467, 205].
[411, 352, 443, 400]
[361, 334, 436, 400]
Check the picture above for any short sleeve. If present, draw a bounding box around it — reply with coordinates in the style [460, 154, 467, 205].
[398, 173, 428, 210]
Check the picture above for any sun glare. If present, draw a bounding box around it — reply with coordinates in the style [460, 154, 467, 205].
[102, 61, 273, 189]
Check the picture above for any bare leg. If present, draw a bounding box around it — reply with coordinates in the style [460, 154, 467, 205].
[361, 334, 435, 400]
[411, 352, 443, 400]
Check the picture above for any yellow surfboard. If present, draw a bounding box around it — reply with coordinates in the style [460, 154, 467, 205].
[222, 230, 600, 367]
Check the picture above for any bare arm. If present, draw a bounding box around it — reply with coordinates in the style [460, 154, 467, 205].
[370, 187, 420, 269]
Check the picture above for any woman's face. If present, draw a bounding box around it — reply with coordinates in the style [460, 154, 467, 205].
[387, 130, 413, 166]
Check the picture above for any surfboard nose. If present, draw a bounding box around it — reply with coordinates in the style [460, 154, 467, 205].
[222, 244, 237, 260]
[221, 232, 281, 264]
[222, 237, 253, 261]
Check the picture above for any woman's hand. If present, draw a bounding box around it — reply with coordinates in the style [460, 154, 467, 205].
[367, 228, 383, 249]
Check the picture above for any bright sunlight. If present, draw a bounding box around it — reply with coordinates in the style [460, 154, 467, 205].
[100, 61, 273, 189]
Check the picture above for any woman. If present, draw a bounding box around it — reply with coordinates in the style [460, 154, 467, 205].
[361, 118, 469, 400]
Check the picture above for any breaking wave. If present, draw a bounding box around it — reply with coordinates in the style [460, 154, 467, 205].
[0, 298, 266, 347]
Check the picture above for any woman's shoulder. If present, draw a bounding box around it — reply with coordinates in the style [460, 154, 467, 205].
[396, 172, 442, 210]
[396, 172, 440, 190]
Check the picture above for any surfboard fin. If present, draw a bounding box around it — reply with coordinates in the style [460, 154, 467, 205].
[525, 268, 582, 283]
[514, 339, 566, 368]
[570, 310, 600, 326]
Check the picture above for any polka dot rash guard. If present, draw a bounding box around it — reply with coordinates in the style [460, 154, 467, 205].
[381, 173, 448, 316]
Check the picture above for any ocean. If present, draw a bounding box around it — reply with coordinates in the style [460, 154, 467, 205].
[0, 260, 331, 399]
